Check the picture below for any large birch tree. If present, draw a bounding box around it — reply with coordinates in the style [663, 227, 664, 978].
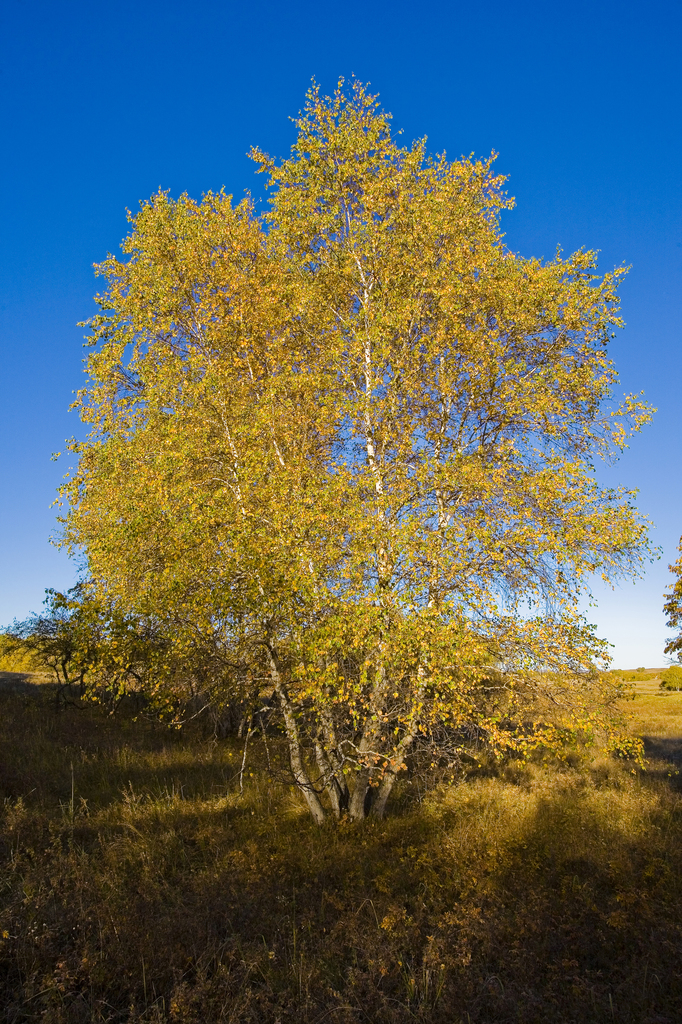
[61, 80, 652, 821]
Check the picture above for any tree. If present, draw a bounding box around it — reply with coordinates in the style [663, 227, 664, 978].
[664, 538, 682, 661]
[1, 586, 155, 709]
[2, 585, 251, 725]
[2, 586, 110, 706]
[60, 79, 652, 821]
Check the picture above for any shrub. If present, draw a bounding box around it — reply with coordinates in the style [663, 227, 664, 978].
[660, 665, 682, 691]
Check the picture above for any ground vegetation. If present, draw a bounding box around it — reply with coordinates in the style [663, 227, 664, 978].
[0, 675, 681, 1023]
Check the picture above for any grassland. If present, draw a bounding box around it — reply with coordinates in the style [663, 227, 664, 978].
[1, 671, 682, 1023]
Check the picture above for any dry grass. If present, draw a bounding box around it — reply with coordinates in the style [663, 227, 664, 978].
[1, 673, 682, 1023]
[621, 674, 682, 769]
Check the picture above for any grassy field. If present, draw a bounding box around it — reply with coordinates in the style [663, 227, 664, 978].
[1, 672, 682, 1023]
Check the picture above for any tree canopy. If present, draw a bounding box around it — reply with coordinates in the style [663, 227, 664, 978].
[60, 79, 652, 821]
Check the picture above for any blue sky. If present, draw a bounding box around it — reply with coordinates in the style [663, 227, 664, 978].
[1, 0, 680, 667]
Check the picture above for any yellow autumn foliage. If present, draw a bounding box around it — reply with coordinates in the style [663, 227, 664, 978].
[60, 80, 652, 821]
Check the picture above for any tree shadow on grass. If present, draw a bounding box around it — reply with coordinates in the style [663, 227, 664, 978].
[0, 671, 49, 695]
[461, 788, 682, 1024]
[641, 734, 682, 765]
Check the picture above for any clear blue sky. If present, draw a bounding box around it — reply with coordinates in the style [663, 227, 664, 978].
[1, 0, 680, 667]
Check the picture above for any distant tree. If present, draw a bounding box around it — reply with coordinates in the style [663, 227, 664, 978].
[60, 79, 652, 821]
